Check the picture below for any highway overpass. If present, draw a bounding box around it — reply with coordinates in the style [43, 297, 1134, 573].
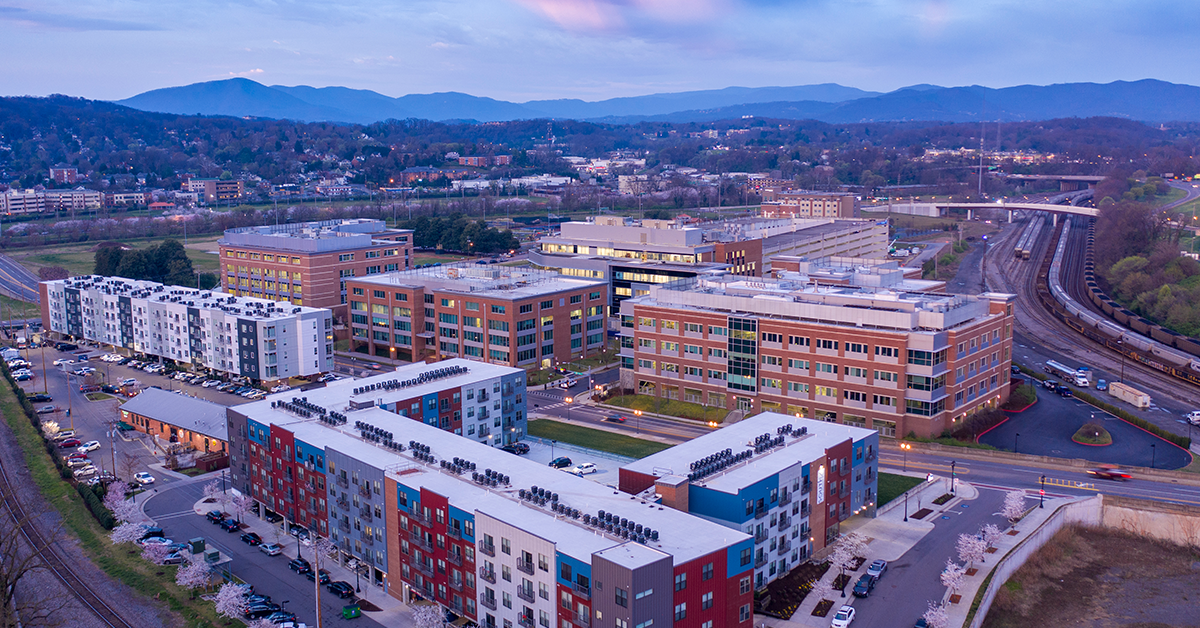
[865, 201, 1098, 222]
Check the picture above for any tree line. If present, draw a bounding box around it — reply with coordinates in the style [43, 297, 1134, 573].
[399, 214, 520, 254]
[93, 239, 218, 289]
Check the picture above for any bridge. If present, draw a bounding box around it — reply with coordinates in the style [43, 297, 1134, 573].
[867, 200, 1097, 224]
[1000, 174, 1106, 192]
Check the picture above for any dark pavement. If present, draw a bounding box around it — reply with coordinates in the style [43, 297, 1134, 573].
[979, 384, 1193, 470]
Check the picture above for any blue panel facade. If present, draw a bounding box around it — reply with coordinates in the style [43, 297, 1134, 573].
[422, 393, 438, 426]
[248, 419, 268, 445]
[448, 505, 475, 542]
[555, 552, 591, 589]
[725, 538, 755, 578]
[294, 438, 325, 470]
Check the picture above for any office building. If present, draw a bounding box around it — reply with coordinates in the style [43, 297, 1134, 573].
[39, 276, 334, 383]
[224, 361, 755, 627]
[44, 188, 103, 212]
[218, 219, 414, 320]
[530, 216, 887, 307]
[760, 190, 859, 219]
[618, 274, 1016, 438]
[185, 178, 245, 203]
[343, 264, 608, 367]
[49, 165, 79, 184]
[0, 189, 46, 215]
[620, 413, 878, 589]
[769, 256, 946, 292]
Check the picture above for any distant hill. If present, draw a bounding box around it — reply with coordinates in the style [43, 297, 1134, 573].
[115, 78, 1200, 125]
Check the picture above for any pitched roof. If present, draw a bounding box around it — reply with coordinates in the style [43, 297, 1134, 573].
[119, 387, 229, 441]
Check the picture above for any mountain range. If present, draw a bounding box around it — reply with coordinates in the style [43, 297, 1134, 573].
[115, 78, 1200, 125]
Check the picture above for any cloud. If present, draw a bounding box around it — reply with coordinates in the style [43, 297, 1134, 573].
[510, 0, 723, 32]
[228, 69, 265, 77]
[0, 5, 160, 31]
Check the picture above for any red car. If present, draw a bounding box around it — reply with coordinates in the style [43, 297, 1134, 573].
[64, 451, 88, 460]
[58, 438, 82, 448]
[1087, 466, 1132, 481]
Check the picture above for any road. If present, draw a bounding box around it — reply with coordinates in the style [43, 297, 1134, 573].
[0, 253, 40, 302]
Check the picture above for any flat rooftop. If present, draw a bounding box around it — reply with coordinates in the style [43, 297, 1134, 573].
[623, 413, 876, 495]
[220, 219, 411, 253]
[235, 359, 521, 426]
[54, 276, 327, 321]
[352, 263, 606, 299]
[239, 374, 749, 564]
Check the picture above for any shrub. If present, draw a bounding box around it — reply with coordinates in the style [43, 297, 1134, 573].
[1073, 390, 1190, 449]
[76, 483, 116, 530]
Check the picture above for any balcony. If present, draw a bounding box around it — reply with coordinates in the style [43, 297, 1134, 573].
[478, 392, 490, 402]
[517, 586, 535, 603]
[754, 528, 768, 543]
[777, 539, 791, 555]
[754, 505, 769, 520]
[802, 482, 812, 494]
[447, 551, 463, 567]
[572, 582, 591, 600]
[516, 558, 534, 576]
[359, 507, 373, 521]
[449, 578, 463, 592]
[336, 475, 349, 489]
[778, 492, 792, 507]
[573, 612, 591, 627]
[338, 520, 351, 533]
[518, 615, 534, 628]
[800, 505, 811, 518]
[336, 498, 349, 510]
[479, 568, 496, 584]
[480, 596, 497, 611]
[754, 554, 768, 568]
[778, 515, 791, 531]
[358, 483, 371, 498]
[409, 509, 432, 527]
[478, 427, 490, 438]
[409, 531, 433, 552]
[413, 560, 434, 578]
[447, 526, 463, 540]
[478, 541, 495, 557]
[359, 532, 374, 547]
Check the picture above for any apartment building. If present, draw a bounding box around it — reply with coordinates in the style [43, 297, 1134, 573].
[760, 190, 859, 219]
[343, 265, 608, 368]
[39, 276, 334, 382]
[530, 216, 887, 307]
[185, 177, 245, 203]
[218, 219, 414, 321]
[224, 367, 755, 627]
[0, 189, 46, 215]
[49, 165, 79, 184]
[44, 188, 103, 212]
[621, 413, 877, 589]
[105, 191, 151, 208]
[618, 274, 1016, 438]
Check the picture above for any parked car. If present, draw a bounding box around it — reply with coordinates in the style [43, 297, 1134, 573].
[58, 439, 82, 448]
[548, 457, 572, 469]
[36, 405, 58, 414]
[246, 593, 272, 606]
[240, 532, 263, 545]
[288, 557, 312, 574]
[264, 510, 284, 524]
[28, 393, 52, 402]
[327, 581, 355, 598]
[1042, 379, 1059, 390]
[260, 543, 283, 556]
[244, 603, 282, 619]
[77, 440, 101, 453]
[52, 430, 76, 441]
[202, 379, 222, 388]
[570, 462, 598, 476]
[852, 574, 876, 597]
[134, 471, 155, 485]
[221, 519, 241, 532]
[163, 551, 188, 565]
[265, 611, 297, 624]
[13, 371, 31, 381]
[866, 559, 888, 579]
[831, 605, 856, 628]
[66, 456, 92, 467]
[1056, 384, 1073, 398]
[63, 451, 88, 461]
[72, 465, 97, 478]
[305, 568, 331, 584]
[500, 443, 530, 455]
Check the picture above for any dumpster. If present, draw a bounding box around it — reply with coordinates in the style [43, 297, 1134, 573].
[342, 605, 361, 619]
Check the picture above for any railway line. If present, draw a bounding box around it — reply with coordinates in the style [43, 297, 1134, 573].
[0, 447, 136, 628]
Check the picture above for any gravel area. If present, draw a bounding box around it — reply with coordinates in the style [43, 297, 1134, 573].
[0, 403, 181, 628]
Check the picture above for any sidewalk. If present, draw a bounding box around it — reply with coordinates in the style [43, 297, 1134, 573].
[754, 479, 981, 628]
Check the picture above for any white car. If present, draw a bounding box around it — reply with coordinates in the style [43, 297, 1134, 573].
[571, 462, 598, 476]
[830, 605, 855, 628]
[77, 440, 101, 453]
[139, 536, 172, 546]
[134, 471, 155, 485]
[202, 379, 222, 388]
[53, 359, 74, 367]
[72, 465, 97, 478]
[1187, 411, 1200, 426]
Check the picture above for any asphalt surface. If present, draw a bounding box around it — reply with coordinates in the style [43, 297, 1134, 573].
[0, 253, 40, 302]
[980, 383, 1193, 470]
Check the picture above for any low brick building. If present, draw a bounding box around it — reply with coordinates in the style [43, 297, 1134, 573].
[119, 387, 229, 458]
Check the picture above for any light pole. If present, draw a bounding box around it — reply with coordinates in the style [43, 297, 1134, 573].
[565, 397, 572, 421]
[1039, 474, 1046, 508]
[1117, 337, 1125, 383]
[950, 461, 957, 495]
[1151, 443, 1156, 469]
[634, 409, 642, 435]
[900, 442, 911, 471]
[1014, 432, 1019, 454]
[550, 440, 557, 460]
[903, 491, 909, 522]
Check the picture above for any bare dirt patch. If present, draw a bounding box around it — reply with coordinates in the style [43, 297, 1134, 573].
[983, 525, 1200, 628]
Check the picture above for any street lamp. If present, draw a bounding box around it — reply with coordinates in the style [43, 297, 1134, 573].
[550, 440, 557, 460]
[903, 491, 909, 522]
[565, 397, 572, 421]
[1151, 443, 1156, 469]
[950, 461, 957, 495]
[634, 409, 642, 434]
[1014, 432, 1019, 454]
[900, 442, 911, 471]
[1039, 474, 1046, 508]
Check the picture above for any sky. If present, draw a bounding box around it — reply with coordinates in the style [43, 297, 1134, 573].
[0, 0, 1194, 102]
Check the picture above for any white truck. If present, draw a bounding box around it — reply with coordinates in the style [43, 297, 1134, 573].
[1044, 360, 1090, 387]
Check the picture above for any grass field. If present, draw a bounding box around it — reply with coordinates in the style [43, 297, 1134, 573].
[877, 472, 924, 507]
[604, 394, 725, 423]
[9, 235, 222, 278]
[526, 420, 672, 459]
[1, 380, 223, 627]
[412, 252, 471, 266]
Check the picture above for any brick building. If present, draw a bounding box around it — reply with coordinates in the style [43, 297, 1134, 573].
[618, 274, 1016, 438]
[218, 219, 413, 321]
[344, 264, 608, 368]
[119, 387, 229, 457]
[185, 178, 245, 203]
[760, 190, 859, 219]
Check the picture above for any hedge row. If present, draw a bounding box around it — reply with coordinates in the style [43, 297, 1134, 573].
[1072, 389, 1191, 450]
[1, 360, 117, 529]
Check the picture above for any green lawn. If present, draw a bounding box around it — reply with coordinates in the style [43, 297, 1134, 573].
[413, 252, 470, 266]
[11, 235, 222, 278]
[526, 420, 673, 459]
[1, 381, 227, 627]
[877, 472, 924, 507]
[605, 394, 726, 423]
[526, 368, 564, 387]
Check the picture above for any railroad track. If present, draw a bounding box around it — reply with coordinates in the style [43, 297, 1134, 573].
[0, 451, 135, 628]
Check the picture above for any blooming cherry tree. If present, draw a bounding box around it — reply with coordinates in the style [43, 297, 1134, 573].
[213, 583, 251, 619]
[1000, 490, 1027, 523]
[940, 559, 965, 596]
[980, 523, 1002, 550]
[413, 604, 444, 628]
[202, 480, 222, 505]
[230, 492, 253, 523]
[103, 483, 139, 523]
[956, 533, 988, 569]
[175, 560, 213, 596]
[141, 542, 171, 565]
[110, 522, 146, 545]
[809, 577, 833, 604]
[923, 601, 949, 628]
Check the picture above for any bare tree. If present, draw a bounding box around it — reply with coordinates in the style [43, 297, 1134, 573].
[309, 536, 338, 628]
[922, 601, 949, 628]
[118, 452, 139, 483]
[214, 583, 251, 619]
[999, 490, 1027, 524]
[940, 560, 965, 598]
[0, 484, 71, 627]
[956, 533, 988, 569]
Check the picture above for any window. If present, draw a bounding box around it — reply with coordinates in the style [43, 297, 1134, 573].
[674, 603, 686, 621]
[465, 301, 480, 311]
[540, 300, 553, 310]
[491, 305, 506, 314]
[739, 576, 751, 594]
[816, 339, 838, 351]
[761, 355, 782, 366]
[615, 588, 627, 608]
[873, 394, 895, 407]
[519, 304, 533, 314]
[760, 377, 781, 389]
[635, 588, 653, 600]
[708, 326, 727, 336]
[570, 295, 582, 304]
[662, 341, 679, 352]
[702, 562, 714, 581]
[788, 359, 808, 369]
[701, 592, 714, 610]
[740, 604, 751, 622]
[789, 335, 810, 347]
[488, 320, 509, 331]
[352, 287, 364, 296]
[684, 323, 702, 333]
[815, 362, 837, 374]
[709, 348, 727, 358]
[761, 332, 782, 343]
[874, 370, 897, 383]
[788, 382, 809, 393]
[674, 573, 687, 591]
[846, 342, 867, 354]
[816, 385, 837, 398]
[684, 344, 701, 355]
[662, 320, 678, 330]
[740, 548, 752, 567]
[846, 366, 867, 378]
[844, 390, 866, 402]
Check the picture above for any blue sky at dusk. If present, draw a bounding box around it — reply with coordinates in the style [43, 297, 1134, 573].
[0, 0, 1192, 101]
